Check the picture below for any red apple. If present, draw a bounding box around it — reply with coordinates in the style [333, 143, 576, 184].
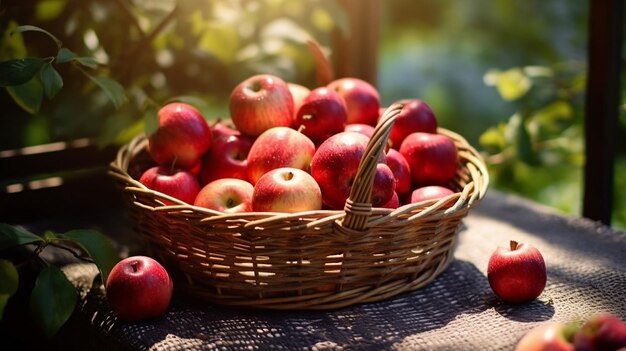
[295, 86, 348, 144]
[194, 178, 254, 213]
[246, 126, 316, 184]
[210, 119, 240, 140]
[147, 102, 212, 169]
[139, 166, 200, 205]
[199, 134, 253, 185]
[381, 191, 400, 209]
[487, 240, 547, 304]
[229, 74, 294, 137]
[345, 123, 375, 138]
[409, 185, 455, 204]
[573, 313, 626, 351]
[385, 99, 438, 149]
[251, 167, 322, 213]
[399, 132, 458, 186]
[311, 131, 392, 210]
[327, 77, 380, 126]
[105, 256, 173, 321]
[288, 82, 311, 116]
[386, 148, 412, 198]
[515, 322, 576, 351]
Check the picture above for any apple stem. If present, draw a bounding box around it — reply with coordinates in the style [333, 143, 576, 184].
[510, 240, 519, 251]
[284, 171, 294, 181]
[170, 156, 178, 173]
[297, 124, 306, 133]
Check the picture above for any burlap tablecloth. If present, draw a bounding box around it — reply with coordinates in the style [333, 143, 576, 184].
[57, 190, 626, 350]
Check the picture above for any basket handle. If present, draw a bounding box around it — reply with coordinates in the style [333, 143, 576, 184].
[340, 102, 404, 231]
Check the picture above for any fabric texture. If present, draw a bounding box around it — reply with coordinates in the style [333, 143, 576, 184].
[58, 190, 626, 351]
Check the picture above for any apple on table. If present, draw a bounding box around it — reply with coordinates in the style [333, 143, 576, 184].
[105, 256, 173, 322]
[515, 313, 626, 351]
[487, 240, 547, 304]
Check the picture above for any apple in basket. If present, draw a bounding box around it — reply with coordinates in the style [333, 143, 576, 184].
[295, 86, 348, 145]
[409, 185, 455, 204]
[230, 74, 295, 137]
[147, 102, 212, 169]
[105, 256, 173, 321]
[311, 131, 395, 210]
[327, 77, 380, 126]
[386, 99, 438, 149]
[139, 166, 200, 205]
[199, 134, 253, 185]
[400, 132, 459, 186]
[386, 148, 412, 199]
[194, 178, 254, 213]
[487, 240, 547, 304]
[210, 120, 240, 140]
[251, 167, 322, 213]
[287, 82, 311, 116]
[345, 123, 375, 138]
[246, 126, 316, 184]
[381, 191, 400, 209]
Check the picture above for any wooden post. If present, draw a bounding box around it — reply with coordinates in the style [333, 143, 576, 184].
[583, 0, 623, 225]
[333, 0, 380, 86]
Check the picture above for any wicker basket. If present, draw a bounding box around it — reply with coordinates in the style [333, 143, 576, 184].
[108, 103, 489, 310]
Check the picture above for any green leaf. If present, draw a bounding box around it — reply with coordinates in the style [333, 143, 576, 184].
[0, 259, 19, 319]
[58, 230, 119, 283]
[75, 57, 98, 69]
[0, 223, 44, 251]
[13, 25, 62, 49]
[40, 62, 63, 99]
[35, 0, 68, 21]
[87, 75, 126, 109]
[30, 266, 77, 338]
[56, 47, 77, 64]
[0, 58, 45, 87]
[7, 75, 44, 114]
[1, 21, 27, 61]
[485, 68, 532, 101]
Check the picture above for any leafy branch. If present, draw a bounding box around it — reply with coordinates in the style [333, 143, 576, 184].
[0, 25, 126, 114]
[0, 223, 120, 338]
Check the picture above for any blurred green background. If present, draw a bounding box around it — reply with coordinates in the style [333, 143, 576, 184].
[1, 0, 624, 229]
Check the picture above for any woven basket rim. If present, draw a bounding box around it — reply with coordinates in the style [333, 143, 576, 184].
[108, 105, 489, 224]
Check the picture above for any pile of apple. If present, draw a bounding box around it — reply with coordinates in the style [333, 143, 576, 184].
[138, 74, 461, 213]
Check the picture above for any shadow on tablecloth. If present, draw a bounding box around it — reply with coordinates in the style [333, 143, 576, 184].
[57, 256, 556, 351]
